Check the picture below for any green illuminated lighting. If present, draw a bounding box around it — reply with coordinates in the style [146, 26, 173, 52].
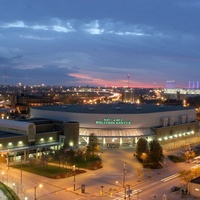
[96, 118, 131, 125]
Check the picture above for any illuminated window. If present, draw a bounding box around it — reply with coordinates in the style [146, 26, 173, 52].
[18, 141, 23, 146]
[69, 142, 74, 146]
[8, 142, 13, 147]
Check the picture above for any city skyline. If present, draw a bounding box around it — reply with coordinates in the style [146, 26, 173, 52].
[0, 0, 200, 88]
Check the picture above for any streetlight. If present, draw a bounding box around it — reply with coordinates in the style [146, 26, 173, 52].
[123, 162, 126, 188]
[73, 165, 76, 191]
[21, 155, 23, 186]
[1, 171, 4, 182]
[12, 183, 15, 190]
[127, 185, 131, 200]
[116, 181, 128, 199]
[34, 183, 43, 200]
[7, 151, 9, 170]
[100, 186, 104, 195]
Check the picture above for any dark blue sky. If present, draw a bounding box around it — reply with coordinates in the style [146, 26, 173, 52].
[0, 0, 200, 88]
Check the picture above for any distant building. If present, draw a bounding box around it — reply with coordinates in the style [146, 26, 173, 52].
[14, 91, 54, 114]
[0, 108, 12, 119]
[164, 88, 200, 100]
[121, 88, 134, 103]
[189, 177, 200, 198]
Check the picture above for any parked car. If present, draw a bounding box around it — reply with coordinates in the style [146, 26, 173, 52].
[171, 186, 181, 192]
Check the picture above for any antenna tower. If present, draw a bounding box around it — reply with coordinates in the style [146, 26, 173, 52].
[4, 67, 7, 87]
[127, 74, 130, 88]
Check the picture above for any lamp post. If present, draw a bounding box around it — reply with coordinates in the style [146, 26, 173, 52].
[12, 183, 15, 190]
[7, 150, 9, 170]
[100, 186, 104, 195]
[21, 155, 22, 186]
[73, 165, 76, 191]
[34, 184, 43, 200]
[1, 171, 4, 182]
[127, 185, 131, 200]
[124, 186, 127, 200]
[123, 162, 126, 188]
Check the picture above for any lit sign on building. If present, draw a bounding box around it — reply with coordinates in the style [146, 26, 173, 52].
[96, 118, 131, 125]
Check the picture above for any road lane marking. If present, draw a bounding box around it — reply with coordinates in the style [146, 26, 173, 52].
[161, 173, 180, 182]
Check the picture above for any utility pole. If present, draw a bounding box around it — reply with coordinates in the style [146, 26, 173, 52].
[123, 162, 126, 188]
[4, 67, 7, 87]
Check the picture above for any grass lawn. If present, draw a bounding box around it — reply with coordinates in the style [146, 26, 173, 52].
[0, 182, 20, 200]
[12, 163, 86, 179]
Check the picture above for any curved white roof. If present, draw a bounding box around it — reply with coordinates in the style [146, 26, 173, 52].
[0, 119, 34, 131]
[79, 128, 155, 137]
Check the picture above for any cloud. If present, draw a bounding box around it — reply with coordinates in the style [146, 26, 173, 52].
[5, 64, 78, 85]
[19, 35, 54, 40]
[0, 0, 200, 87]
[84, 20, 104, 35]
[0, 20, 75, 33]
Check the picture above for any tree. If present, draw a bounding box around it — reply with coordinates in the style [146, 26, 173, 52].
[136, 138, 149, 159]
[179, 169, 194, 188]
[191, 166, 200, 178]
[185, 150, 195, 163]
[40, 152, 49, 167]
[141, 153, 148, 164]
[149, 140, 164, 164]
[87, 133, 99, 157]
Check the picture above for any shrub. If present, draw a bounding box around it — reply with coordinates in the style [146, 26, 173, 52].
[143, 163, 163, 169]
[168, 155, 185, 163]
[87, 161, 103, 170]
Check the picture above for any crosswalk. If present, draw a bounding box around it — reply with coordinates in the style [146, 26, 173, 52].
[113, 189, 142, 200]
[161, 173, 180, 182]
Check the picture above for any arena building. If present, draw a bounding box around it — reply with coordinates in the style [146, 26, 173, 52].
[30, 103, 199, 148]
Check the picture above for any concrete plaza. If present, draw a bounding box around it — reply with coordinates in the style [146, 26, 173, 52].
[0, 135, 200, 200]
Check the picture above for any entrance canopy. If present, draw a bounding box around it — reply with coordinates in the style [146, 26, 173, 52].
[79, 128, 155, 138]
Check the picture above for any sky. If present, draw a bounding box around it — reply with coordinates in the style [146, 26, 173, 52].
[0, 0, 200, 88]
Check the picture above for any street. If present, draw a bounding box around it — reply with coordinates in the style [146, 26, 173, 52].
[1, 144, 199, 200]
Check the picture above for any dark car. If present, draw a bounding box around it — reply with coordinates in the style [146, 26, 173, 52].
[171, 186, 181, 192]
